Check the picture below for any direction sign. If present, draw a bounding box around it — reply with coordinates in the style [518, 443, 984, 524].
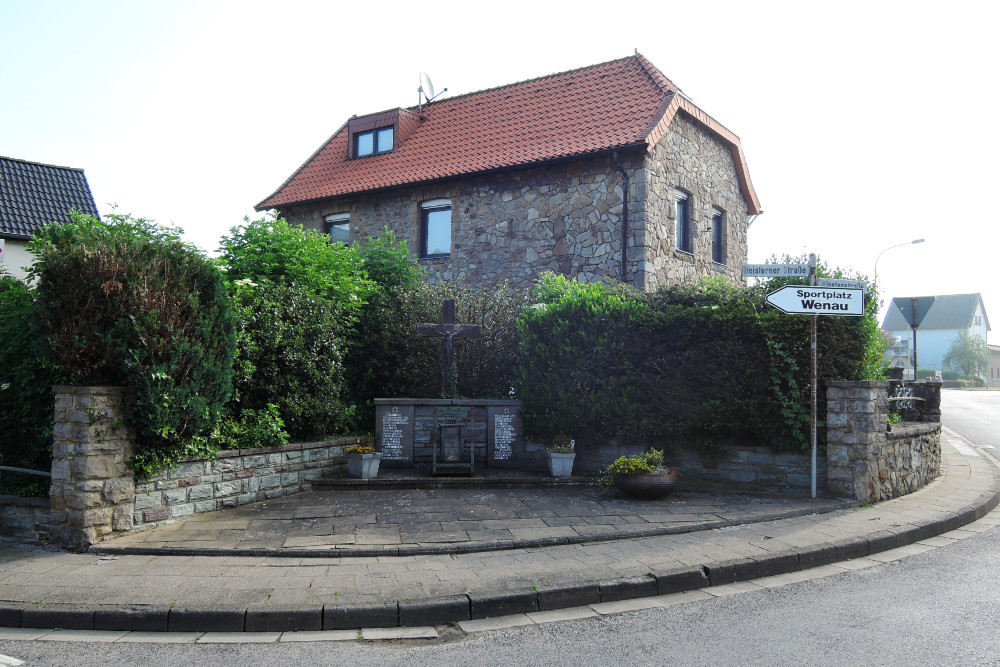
[765, 286, 864, 316]
[0, 238, 4, 265]
[817, 278, 867, 291]
[742, 263, 810, 278]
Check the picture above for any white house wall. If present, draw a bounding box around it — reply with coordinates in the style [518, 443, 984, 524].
[0, 239, 33, 281]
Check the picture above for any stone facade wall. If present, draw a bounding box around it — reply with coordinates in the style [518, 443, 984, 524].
[133, 437, 358, 529]
[49, 386, 136, 552]
[641, 111, 750, 291]
[826, 380, 941, 502]
[280, 128, 749, 292]
[0, 496, 49, 544]
[282, 154, 644, 288]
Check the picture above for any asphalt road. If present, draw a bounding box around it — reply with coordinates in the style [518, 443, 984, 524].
[941, 389, 1000, 451]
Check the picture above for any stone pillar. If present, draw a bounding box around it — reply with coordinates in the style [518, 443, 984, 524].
[825, 380, 888, 502]
[49, 386, 136, 552]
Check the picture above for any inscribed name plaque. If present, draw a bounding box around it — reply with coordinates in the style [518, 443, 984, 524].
[375, 404, 415, 468]
[487, 405, 523, 469]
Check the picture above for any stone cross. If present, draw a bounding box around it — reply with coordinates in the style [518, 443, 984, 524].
[416, 299, 481, 397]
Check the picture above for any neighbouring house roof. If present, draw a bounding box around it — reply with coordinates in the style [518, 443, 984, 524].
[882, 293, 991, 332]
[256, 54, 761, 215]
[0, 156, 99, 240]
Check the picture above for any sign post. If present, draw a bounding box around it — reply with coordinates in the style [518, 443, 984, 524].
[753, 256, 865, 499]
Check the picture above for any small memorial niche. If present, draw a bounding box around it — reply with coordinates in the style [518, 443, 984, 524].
[433, 422, 474, 475]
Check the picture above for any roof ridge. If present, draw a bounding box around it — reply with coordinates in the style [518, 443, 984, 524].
[406, 54, 640, 113]
[633, 51, 682, 95]
[0, 156, 86, 172]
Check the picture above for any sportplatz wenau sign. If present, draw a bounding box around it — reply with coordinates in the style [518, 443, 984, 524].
[741, 264, 865, 317]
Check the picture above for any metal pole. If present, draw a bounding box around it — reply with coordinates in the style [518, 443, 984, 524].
[809, 253, 818, 499]
[911, 298, 919, 381]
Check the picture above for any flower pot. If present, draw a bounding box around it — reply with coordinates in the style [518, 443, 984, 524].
[547, 451, 576, 477]
[347, 452, 381, 479]
[613, 469, 680, 499]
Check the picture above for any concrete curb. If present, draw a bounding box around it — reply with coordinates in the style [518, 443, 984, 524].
[5, 439, 997, 635]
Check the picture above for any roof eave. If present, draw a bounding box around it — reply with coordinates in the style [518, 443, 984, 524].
[256, 143, 648, 211]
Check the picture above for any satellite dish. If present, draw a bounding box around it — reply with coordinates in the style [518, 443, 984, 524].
[418, 72, 447, 112]
[420, 72, 436, 103]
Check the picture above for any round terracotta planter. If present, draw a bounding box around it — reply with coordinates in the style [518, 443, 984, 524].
[613, 470, 680, 499]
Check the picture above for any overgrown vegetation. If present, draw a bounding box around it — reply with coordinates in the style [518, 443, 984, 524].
[0, 275, 68, 495]
[517, 265, 886, 456]
[27, 212, 235, 479]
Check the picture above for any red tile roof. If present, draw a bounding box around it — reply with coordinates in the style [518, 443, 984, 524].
[257, 54, 760, 214]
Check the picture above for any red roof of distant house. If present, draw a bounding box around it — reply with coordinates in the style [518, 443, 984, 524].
[256, 54, 761, 214]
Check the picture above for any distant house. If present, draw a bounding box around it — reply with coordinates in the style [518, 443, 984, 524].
[256, 54, 761, 291]
[989, 344, 1000, 387]
[882, 293, 991, 377]
[0, 156, 100, 281]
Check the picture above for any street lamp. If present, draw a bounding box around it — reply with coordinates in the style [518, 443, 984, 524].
[874, 238, 925, 290]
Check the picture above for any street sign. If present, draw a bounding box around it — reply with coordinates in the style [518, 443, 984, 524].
[765, 286, 864, 316]
[742, 263, 810, 278]
[817, 278, 867, 291]
[897, 296, 936, 328]
[0, 238, 5, 265]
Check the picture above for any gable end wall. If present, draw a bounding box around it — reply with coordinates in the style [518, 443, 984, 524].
[641, 111, 749, 291]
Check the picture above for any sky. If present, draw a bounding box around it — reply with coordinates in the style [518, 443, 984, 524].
[3, 0, 998, 332]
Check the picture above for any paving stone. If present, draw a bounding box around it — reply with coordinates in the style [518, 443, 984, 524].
[527, 607, 598, 624]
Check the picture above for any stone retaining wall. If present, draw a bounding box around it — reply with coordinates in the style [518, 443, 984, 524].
[133, 437, 359, 529]
[0, 496, 49, 544]
[672, 446, 823, 495]
[826, 380, 941, 502]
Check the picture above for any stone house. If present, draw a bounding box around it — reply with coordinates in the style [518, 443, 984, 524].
[0, 156, 100, 281]
[256, 54, 762, 291]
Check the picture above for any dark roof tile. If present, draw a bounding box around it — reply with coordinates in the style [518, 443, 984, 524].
[0, 156, 99, 239]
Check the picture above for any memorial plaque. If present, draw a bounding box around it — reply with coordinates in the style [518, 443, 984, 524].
[375, 404, 415, 468]
[487, 405, 523, 469]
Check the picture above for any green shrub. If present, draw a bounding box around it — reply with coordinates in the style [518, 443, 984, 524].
[0, 276, 67, 496]
[517, 274, 648, 448]
[517, 267, 885, 456]
[27, 212, 235, 478]
[197, 404, 289, 451]
[229, 280, 349, 440]
[219, 215, 375, 329]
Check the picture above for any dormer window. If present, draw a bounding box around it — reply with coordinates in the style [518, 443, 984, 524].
[355, 127, 394, 157]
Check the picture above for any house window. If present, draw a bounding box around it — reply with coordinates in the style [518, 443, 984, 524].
[421, 200, 451, 258]
[355, 126, 394, 157]
[675, 191, 692, 254]
[324, 214, 350, 244]
[975, 315, 982, 326]
[711, 208, 726, 264]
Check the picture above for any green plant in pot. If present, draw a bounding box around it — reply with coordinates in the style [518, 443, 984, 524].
[599, 448, 680, 498]
[345, 433, 381, 479]
[546, 434, 576, 477]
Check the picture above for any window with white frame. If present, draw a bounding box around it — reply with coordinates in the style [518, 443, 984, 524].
[675, 190, 692, 253]
[324, 213, 350, 245]
[711, 208, 726, 264]
[421, 199, 451, 258]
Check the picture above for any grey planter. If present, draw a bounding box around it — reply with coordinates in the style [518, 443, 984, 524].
[347, 452, 382, 479]
[546, 452, 576, 477]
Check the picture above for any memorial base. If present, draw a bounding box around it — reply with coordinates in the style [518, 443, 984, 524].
[375, 399, 523, 470]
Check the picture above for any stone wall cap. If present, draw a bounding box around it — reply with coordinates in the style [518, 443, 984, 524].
[824, 380, 888, 389]
[51, 385, 128, 395]
[887, 422, 941, 439]
[375, 398, 522, 407]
